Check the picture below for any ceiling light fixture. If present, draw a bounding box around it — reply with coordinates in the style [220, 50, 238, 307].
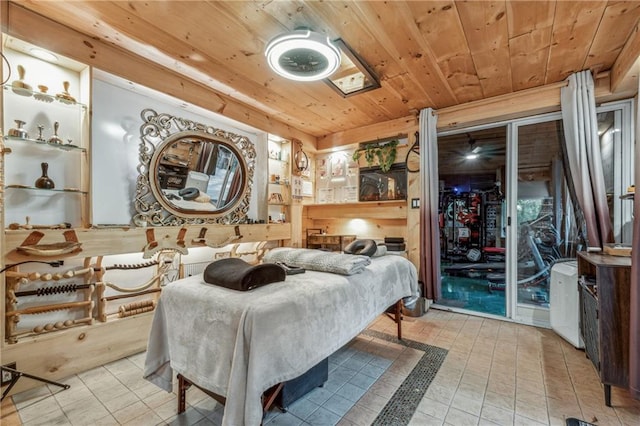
[29, 48, 58, 62]
[265, 29, 341, 82]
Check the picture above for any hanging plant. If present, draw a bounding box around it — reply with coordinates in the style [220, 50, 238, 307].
[352, 139, 399, 172]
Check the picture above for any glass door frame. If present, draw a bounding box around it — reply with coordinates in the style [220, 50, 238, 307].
[507, 111, 564, 327]
[434, 101, 634, 326]
[596, 99, 635, 244]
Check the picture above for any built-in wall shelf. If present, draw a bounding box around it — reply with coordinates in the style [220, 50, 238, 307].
[5, 185, 87, 194]
[4, 136, 86, 152]
[304, 200, 407, 220]
[4, 85, 87, 109]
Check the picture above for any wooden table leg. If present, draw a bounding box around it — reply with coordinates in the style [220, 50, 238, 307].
[178, 374, 191, 414]
[395, 300, 403, 340]
[604, 384, 612, 407]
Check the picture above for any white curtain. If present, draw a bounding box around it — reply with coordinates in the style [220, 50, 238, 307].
[560, 71, 613, 248]
[419, 108, 441, 301]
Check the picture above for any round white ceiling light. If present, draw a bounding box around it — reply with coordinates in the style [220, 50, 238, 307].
[265, 29, 341, 82]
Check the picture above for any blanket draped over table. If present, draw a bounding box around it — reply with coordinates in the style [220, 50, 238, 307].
[263, 247, 371, 275]
[143, 254, 418, 426]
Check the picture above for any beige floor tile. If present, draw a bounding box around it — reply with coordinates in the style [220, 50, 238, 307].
[142, 388, 177, 409]
[64, 399, 112, 425]
[484, 390, 516, 411]
[480, 402, 515, 425]
[9, 310, 640, 426]
[445, 406, 480, 426]
[515, 396, 549, 424]
[89, 415, 119, 426]
[15, 395, 62, 423]
[514, 413, 548, 425]
[342, 403, 378, 426]
[111, 400, 152, 424]
[23, 411, 72, 426]
[416, 396, 449, 420]
[409, 410, 445, 425]
[101, 391, 141, 413]
[451, 392, 483, 417]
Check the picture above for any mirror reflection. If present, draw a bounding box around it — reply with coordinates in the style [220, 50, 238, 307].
[134, 109, 254, 226]
[155, 137, 244, 213]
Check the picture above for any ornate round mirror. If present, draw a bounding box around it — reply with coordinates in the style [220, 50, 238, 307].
[134, 109, 255, 226]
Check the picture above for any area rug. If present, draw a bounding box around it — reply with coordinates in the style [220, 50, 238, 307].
[364, 330, 448, 426]
[264, 330, 448, 426]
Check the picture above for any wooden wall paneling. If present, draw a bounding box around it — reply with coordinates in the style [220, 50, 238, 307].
[611, 19, 640, 93]
[436, 81, 565, 130]
[584, 1, 640, 74]
[545, 1, 607, 84]
[4, 224, 292, 261]
[304, 202, 406, 220]
[1, 313, 153, 395]
[506, 0, 554, 91]
[289, 203, 303, 248]
[456, 1, 513, 98]
[309, 219, 407, 242]
[405, 131, 421, 269]
[5, 3, 316, 146]
[408, 1, 483, 104]
[317, 115, 418, 151]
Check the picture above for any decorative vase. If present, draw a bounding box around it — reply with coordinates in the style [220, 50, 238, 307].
[35, 162, 55, 189]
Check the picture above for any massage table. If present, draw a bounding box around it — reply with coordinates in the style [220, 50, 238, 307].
[143, 252, 419, 425]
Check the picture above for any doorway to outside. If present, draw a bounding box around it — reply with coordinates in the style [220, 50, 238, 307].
[437, 126, 508, 316]
[434, 102, 633, 325]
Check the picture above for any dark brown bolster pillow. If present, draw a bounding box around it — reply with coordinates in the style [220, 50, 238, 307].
[203, 258, 286, 291]
[344, 239, 377, 257]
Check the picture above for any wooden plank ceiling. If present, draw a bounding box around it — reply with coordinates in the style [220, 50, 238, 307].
[9, 1, 640, 138]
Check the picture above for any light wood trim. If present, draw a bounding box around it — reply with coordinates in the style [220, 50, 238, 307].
[316, 115, 418, 152]
[4, 224, 291, 261]
[4, 3, 316, 146]
[304, 201, 407, 220]
[436, 81, 567, 130]
[611, 20, 640, 93]
[1, 313, 153, 396]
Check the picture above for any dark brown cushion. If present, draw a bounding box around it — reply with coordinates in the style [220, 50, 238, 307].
[203, 258, 286, 291]
[344, 239, 377, 257]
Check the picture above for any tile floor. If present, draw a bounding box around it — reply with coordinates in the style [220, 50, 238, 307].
[2, 309, 640, 426]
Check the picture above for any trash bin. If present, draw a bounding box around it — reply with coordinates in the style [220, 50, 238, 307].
[402, 295, 426, 317]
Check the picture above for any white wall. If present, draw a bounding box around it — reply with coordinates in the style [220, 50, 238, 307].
[91, 72, 267, 225]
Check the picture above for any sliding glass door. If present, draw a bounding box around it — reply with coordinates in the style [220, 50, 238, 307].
[435, 100, 634, 325]
[510, 117, 574, 325]
[437, 126, 508, 317]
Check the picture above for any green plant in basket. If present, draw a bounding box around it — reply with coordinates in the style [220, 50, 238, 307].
[352, 139, 399, 173]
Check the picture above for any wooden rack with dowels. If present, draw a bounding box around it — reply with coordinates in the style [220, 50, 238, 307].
[118, 300, 155, 317]
[94, 252, 178, 322]
[3, 260, 97, 344]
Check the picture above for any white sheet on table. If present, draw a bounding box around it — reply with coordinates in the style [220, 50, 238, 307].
[143, 255, 418, 426]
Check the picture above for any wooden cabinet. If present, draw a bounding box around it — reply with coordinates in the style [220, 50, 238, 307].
[577, 251, 632, 407]
[307, 233, 356, 252]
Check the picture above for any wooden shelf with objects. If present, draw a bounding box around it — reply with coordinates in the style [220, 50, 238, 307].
[301, 138, 420, 266]
[267, 136, 292, 224]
